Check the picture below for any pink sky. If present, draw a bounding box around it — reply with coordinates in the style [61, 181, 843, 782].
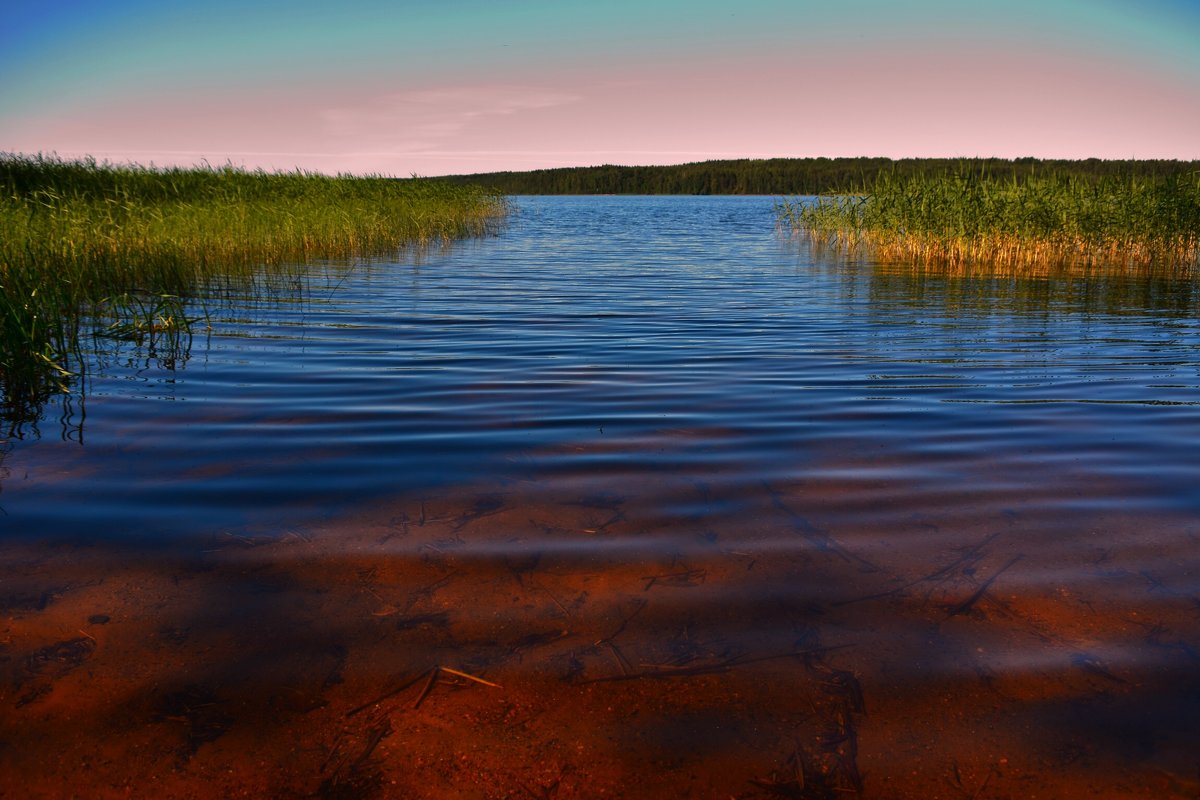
[4, 1, 1199, 174]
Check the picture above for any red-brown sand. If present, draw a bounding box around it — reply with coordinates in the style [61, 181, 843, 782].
[3, 463, 1198, 798]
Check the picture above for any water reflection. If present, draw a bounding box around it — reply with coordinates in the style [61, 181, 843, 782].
[0, 254, 411, 441]
[859, 262, 1200, 317]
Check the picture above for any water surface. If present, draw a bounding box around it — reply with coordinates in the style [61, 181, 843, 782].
[2, 196, 1198, 798]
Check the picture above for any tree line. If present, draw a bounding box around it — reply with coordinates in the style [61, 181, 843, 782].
[435, 157, 1200, 195]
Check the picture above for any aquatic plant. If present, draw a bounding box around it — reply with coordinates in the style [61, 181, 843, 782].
[0, 153, 507, 434]
[777, 166, 1200, 274]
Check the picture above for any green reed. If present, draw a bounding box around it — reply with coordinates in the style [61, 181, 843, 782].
[777, 166, 1200, 275]
[1, 153, 507, 433]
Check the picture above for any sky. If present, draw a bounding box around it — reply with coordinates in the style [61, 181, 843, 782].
[2, 0, 1199, 176]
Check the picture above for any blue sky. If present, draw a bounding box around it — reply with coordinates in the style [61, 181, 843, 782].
[4, 0, 1198, 174]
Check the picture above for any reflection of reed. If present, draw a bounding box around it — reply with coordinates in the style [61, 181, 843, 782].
[812, 248, 1200, 319]
[0, 153, 507, 438]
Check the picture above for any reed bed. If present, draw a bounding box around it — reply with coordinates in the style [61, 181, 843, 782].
[777, 167, 1200, 275]
[0, 153, 507, 432]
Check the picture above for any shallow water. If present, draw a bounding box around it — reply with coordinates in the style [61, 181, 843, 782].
[3, 196, 1199, 797]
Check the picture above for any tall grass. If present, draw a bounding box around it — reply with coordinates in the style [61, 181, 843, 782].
[777, 166, 1200, 275]
[0, 153, 507, 434]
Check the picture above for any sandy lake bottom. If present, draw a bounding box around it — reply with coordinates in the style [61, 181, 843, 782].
[4, 456, 1198, 798]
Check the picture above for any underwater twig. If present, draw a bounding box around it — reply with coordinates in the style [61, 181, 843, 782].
[946, 554, 1024, 617]
[581, 645, 851, 684]
[834, 532, 1001, 607]
[345, 670, 433, 717]
[413, 666, 503, 709]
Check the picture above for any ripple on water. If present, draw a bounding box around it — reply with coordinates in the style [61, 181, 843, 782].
[3, 196, 1199, 796]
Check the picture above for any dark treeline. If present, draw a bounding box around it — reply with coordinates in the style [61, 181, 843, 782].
[437, 157, 1200, 195]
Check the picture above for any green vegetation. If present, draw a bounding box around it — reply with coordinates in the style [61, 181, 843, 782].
[1, 153, 507, 434]
[440, 157, 1200, 196]
[777, 166, 1200, 273]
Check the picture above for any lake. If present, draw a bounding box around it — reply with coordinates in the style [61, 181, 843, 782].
[2, 195, 1198, 798]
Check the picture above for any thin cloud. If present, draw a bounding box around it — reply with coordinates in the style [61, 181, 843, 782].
[322, 86, 581, 150]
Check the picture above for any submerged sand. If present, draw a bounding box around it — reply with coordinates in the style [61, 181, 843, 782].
[3, 461, 1198, 798]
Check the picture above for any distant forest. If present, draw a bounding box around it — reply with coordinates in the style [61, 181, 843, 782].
[435, 158, 1200, 195]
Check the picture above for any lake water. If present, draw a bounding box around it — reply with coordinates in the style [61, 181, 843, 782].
[3, 196, 1199, 798]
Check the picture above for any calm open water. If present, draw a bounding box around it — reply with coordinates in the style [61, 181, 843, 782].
[6, 195, 1199, 541]
[3, 196, 1199, 795]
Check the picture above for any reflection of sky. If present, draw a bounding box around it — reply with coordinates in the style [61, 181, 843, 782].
[3, 0, 1199, 175]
